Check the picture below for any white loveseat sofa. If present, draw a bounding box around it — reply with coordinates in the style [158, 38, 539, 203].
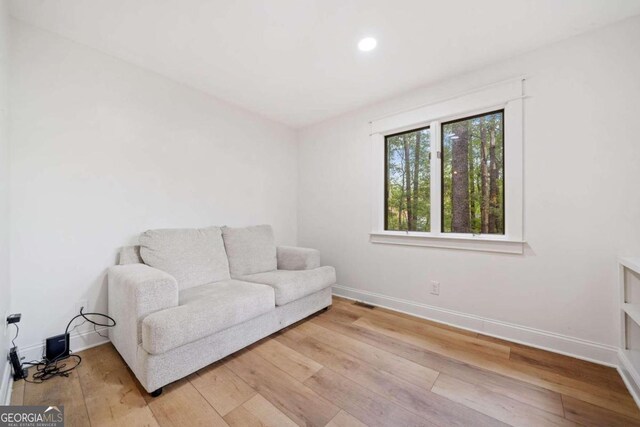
[107, 225, 335, 396]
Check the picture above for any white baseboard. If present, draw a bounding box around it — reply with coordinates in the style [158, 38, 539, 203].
[1, 360, 11, 406]
[332, 285, 619, 367]
[618, 349, 640, 409]
[18, 328, 110, 366]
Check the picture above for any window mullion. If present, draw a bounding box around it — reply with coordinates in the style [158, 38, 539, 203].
[430, 120, 441, 235]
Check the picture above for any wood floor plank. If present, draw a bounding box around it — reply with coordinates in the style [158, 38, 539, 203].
[325, 410, 368, 427]
[223, 406, 266, 427]
[79, 368, 159, 427]
[147, 379, 228, 427]
[276, 326, 308, 342]
[513, 343, 627, 394]
[253, 338, 323, 382]
[328, 299, 401, 326]
[320, 306, 363, 325]
[432, 374, 576, 427]
[304, 368, 434, 427]
[77, 346, 158, 427]
[332, 298, 478, 337]
[326, 303, 389, 327]
[190, 363, 256, 416]
[562, 395, 640, 427]
[307, 317, 564, 416]
[278, 333, 505, 427]
[23, 368, 91, 427]
[448, 360, 566, 416]
[312, 315, 636, 419]
[10, 380, 24, 405]
[369, 305, 479, 337]
[292, 321, 439, 390]
[479, 334, 628, 394]
[354, 315, 510, 360]
[321, 312, 639, 419]
[482, 357, 640, 419]
[224, 394, 298, 427]
[18, 297, 640, 426]
[225, 348, 340, 427]
[243, 393, 298, 426]
[76, 342, 126, 373]
[330, 299, 377, 316]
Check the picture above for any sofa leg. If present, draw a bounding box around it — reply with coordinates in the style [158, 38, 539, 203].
[321, 306, 331, 312]
[150, 388, 163, 397]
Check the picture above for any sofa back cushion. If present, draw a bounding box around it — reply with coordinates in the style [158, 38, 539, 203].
[139, 226, 230, 289]
[222, 225, 277, 276]
[118, 245, 143, 265]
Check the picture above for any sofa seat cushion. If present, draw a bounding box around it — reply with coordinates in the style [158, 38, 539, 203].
[239, 266, 336, 306]
[141, 280, 275, 354]
[140, 227, 230, 290]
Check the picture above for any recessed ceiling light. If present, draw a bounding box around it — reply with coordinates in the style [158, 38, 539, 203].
[358, 37, 377, 52]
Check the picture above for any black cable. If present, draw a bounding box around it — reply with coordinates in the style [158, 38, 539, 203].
[68, 319, 87, 335]
[50, 307, 116, 363]
[94, 322, 109, 339]
[23, 355, 82, 383]
[11, 323, 18, 348]
[20, 307, 116, 383]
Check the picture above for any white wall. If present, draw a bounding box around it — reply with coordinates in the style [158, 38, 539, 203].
[298, 15, 640, 361]
[0, 0, 12, 401]
[9, 21, 298, 351]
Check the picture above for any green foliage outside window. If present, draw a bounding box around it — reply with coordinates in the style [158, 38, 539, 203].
[442, 111, 504, 234]
[384, 110, 504, 235]
[385, 127, 431, 231]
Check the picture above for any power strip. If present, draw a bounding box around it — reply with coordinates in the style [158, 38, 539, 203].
[9, 346, 28, 381]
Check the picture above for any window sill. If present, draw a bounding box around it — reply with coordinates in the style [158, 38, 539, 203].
[369, 231, 524, 254]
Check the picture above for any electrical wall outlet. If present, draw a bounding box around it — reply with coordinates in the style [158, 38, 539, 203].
[430, 281, 440, 296]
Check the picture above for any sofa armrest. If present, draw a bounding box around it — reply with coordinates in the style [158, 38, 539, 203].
[276, 246, 321, 270]
[107, 264, 178, 364]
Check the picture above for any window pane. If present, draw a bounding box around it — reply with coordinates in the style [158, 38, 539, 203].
[442, 111, 504, 234]
[385, 127, 431, 232]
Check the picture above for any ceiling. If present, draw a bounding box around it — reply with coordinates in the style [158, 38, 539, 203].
[10, 0, 640, 128]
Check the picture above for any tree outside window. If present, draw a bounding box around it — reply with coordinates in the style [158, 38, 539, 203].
[385, 127, 431, 232]
[442, 110, 504, 234]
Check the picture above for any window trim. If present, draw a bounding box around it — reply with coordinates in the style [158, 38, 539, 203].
[369, 78, 525, 254]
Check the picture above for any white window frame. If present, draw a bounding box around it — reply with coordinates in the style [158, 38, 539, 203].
[370, 78, 524, 254]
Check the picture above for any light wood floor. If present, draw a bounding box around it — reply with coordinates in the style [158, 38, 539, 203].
[11, 296, 640, 426]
